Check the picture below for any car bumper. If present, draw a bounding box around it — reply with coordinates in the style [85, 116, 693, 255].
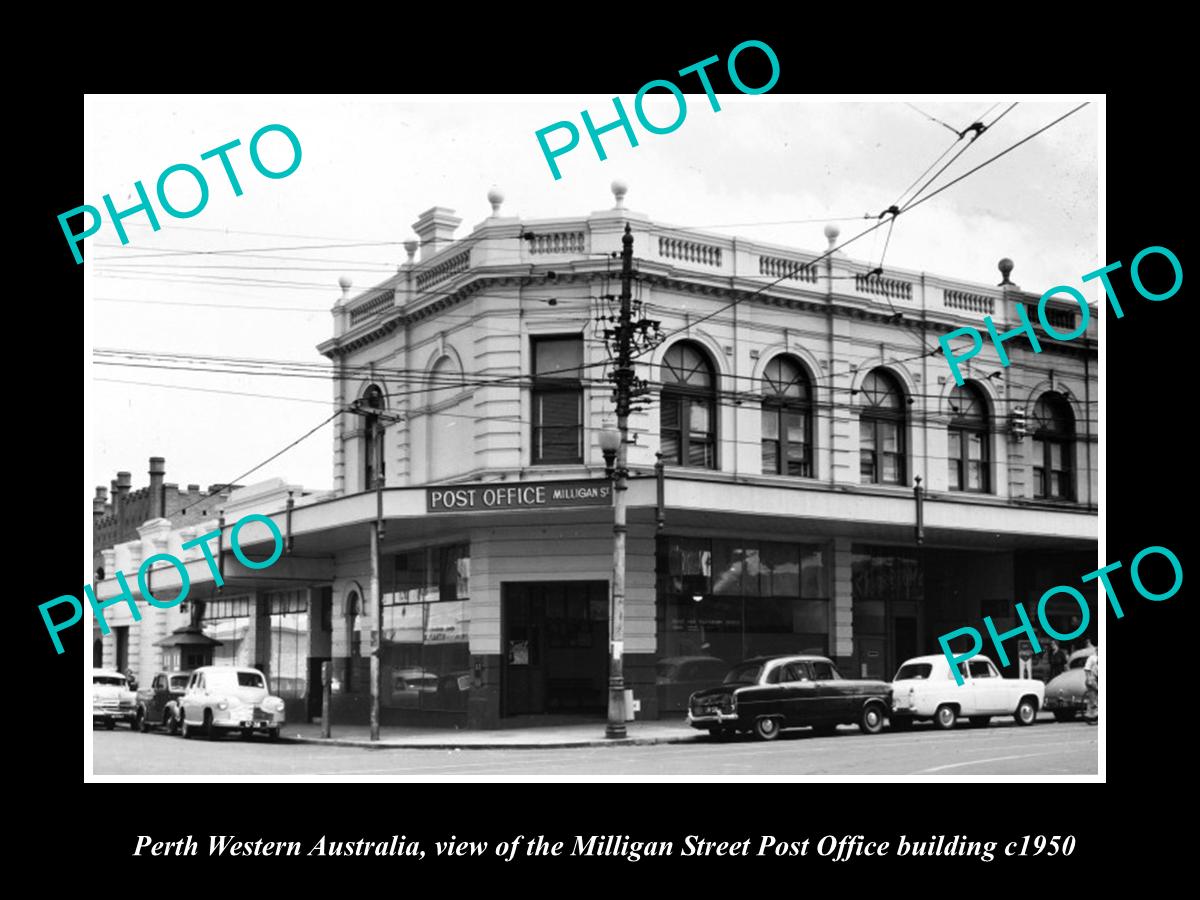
[686, 710, 740, 729]
[891, 699, 933, 718]
[1044, 695, 1086, 711]
[93, 706, 137, 720]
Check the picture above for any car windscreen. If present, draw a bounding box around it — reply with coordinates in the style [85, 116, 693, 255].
[169, 675, 190, 690]
[93, 676, 127, 686]
[723, 663, 763, 685]
[894, 663, 932, 680]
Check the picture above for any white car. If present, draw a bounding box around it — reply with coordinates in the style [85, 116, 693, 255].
[890, 653, 1045, 730]
[93, 668, 139, 730]
[178, 666, 286, 741]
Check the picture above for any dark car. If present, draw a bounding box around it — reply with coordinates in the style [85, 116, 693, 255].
[136, 671, 191, 734]
[1043, 647, 1096, 722]
[687, 655, 892, 741]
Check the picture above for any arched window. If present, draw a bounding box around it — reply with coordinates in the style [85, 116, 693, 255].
[947, 382, 990, 493]
[362, 385, 384, 491]
[1032, 392, 1074, 500]
[859, 369, 906, 485]
[660, 342, 717, 469]
[761, 356, 813, 477]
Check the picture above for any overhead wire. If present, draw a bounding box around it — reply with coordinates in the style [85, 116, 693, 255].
[641, 102, 1087, 362]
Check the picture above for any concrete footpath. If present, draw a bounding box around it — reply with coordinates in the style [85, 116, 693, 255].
[284, 719, 702, 749]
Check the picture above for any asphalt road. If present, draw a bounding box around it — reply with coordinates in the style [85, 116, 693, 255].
[93, 719, 1098, 777]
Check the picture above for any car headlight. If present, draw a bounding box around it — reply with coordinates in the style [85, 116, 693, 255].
[264, 697, 286, 712]
[217, 700, 228, 710]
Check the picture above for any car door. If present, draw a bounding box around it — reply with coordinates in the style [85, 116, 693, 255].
[966, 658, 1008, 713]
[808, 659, 848, 721]
[949, 661, 979, 714]
[146, 674, 164, 720]
[183, 671, 203, 723]
[777, 662, 819, 724]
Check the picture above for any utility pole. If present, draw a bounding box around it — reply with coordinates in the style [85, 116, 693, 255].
[343, 398, 401, 742]
[600, 224, 661, 739]
[606, 225, 634, 739]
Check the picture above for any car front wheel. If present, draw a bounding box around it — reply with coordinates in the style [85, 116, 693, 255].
[1014, 698, 1038, 726]
[934, 704, 958, 730]
[753, 716, 782, 741]
[859, 703, 885, 735]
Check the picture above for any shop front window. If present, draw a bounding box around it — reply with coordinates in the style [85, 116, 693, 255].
[656, 537, 831, 712]
[380, 544, 471, 712]
[201, 596, 252, 668]
[268, 590, 308, 701]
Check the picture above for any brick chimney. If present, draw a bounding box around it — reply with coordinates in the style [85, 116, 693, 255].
[148, 456, 166, 518]
[115, 473, 131, 517]
[411, 207, 462, 261]
[93, 486, 108, 520]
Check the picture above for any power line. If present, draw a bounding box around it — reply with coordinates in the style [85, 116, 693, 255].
[904, 102, 961, 136]
[175, 409, 343, 515]
[644, 102, 1088, 357]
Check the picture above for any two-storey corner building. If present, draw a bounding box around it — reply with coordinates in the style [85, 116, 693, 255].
[311, 184, 1097, 727]
[91, 183, 1097, 730]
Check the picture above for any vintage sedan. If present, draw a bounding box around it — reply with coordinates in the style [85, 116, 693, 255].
[93, 668, 139, 730]
[136, 671, 190, 734]
[686, 655, 892, 741]
[890, 654, 1045, 729]
[1043, 647, 1097, 722]
[178, 666, 286, 741]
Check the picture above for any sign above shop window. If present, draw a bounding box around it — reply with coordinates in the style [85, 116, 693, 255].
[426, 479, 612, 513]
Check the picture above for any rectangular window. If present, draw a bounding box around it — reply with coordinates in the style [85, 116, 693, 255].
[860, 423, 876, 481]
[947, 431, 962, 490]
[532, 337, 583, 464]
[784, 411, 810, 476]
[686, 398, 715, 467]
[761, 410, 780, 474]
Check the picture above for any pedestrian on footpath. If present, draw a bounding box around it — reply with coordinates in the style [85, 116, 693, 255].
[125, 667, 138, 692]
[1048, 640, 1068, 679]
[1018, 640, 1034, 680]
[1083, 647, 1099, 724]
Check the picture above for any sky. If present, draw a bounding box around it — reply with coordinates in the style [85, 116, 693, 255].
[84, 95, 1099, 497]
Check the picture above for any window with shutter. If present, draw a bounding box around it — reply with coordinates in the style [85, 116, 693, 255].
[532, 336, 583, 464]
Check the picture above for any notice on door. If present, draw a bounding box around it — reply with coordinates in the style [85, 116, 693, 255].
[427, 479, 612, 513]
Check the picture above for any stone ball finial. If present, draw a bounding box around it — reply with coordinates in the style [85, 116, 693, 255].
[998, 257, 1014, 285]
[611, 179, 628, 209]
[487, 186, 504, 215]
[823, 223, 841, 247]
[404, 240, 418, 262]
[338, 275, 353, 293]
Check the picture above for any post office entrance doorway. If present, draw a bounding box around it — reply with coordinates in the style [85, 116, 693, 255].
[501, 581, 608, 717]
